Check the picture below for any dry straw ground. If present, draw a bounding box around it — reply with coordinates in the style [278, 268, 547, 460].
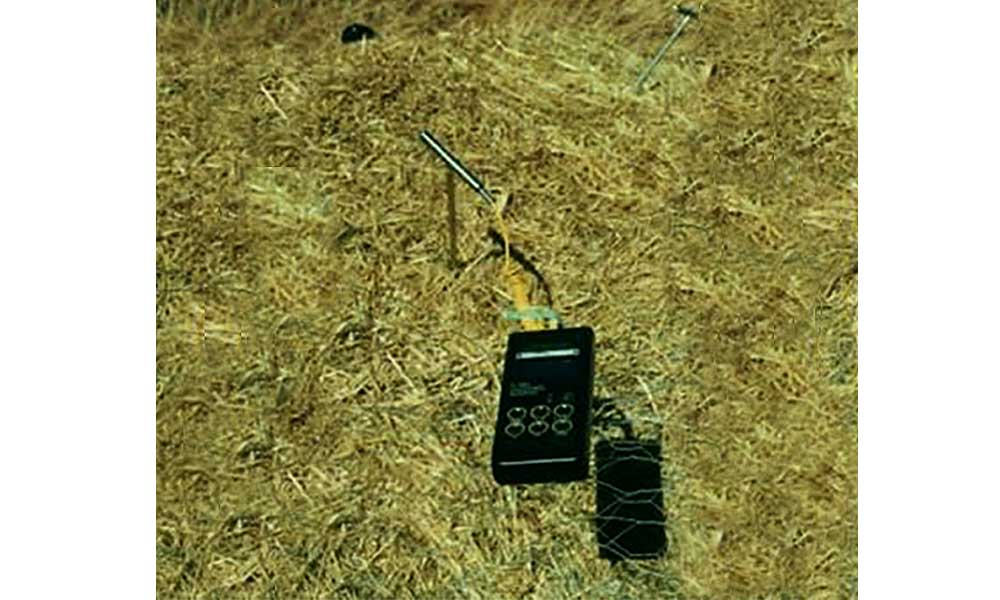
[156, 0, 857, 597]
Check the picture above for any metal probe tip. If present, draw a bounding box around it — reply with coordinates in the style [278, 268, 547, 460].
[419, 130, 497, 208]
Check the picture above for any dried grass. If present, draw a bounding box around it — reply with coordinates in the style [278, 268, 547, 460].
[156, 0, 857, 597]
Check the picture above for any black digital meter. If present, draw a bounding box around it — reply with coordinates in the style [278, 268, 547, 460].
[491, 327, 595, 485]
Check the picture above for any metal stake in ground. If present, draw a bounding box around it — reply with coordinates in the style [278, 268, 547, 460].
[446, 170, 459, 268]
[635, 6, 699, 93]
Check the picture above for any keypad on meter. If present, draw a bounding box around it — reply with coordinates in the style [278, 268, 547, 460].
[503, 397, 576, 439]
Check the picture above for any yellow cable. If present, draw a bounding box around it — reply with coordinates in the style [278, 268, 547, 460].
[490, 200, 547, 331]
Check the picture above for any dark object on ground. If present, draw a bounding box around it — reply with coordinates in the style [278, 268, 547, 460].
[342, 23, 377, 44]
[595, 439, 667, 562]
[491, 327, 595, 485]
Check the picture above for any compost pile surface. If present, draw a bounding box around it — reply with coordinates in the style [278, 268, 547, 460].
[157, 1, 857, 597]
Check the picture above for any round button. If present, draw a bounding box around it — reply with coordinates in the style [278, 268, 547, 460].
[554, 403, 575, 418]
[507, 406, 527, 422]
[505, 421, 526, 438]
[552, 418, 573, 436]
[528, 420, 549, 437]
[530, 405, 551, 421]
